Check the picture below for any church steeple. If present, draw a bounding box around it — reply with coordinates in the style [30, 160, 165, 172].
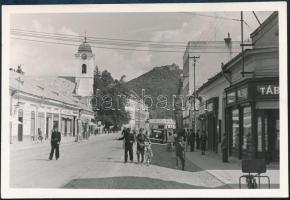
[75, 32, 94, 97]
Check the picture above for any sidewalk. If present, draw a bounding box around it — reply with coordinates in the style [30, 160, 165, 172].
[10, 133, 113, 153]
[184, 148, 280, 189]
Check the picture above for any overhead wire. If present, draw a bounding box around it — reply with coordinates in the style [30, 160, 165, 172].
[11, 28, 244, 44]
[11, 28, 246, 53]
[11, 37, 241, 54]
[11, 33, 243, 50]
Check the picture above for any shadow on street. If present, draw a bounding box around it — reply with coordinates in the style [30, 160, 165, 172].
[62, 176, 230, 189]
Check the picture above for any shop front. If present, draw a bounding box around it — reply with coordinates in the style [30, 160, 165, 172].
[60, 109, 78, 137]
[225, 77, 279, 162]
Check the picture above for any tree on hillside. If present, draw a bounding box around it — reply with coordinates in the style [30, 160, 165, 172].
[92, 66, 130, 130]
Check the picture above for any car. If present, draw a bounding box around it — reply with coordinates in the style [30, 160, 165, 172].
[149, 129, 166, 144]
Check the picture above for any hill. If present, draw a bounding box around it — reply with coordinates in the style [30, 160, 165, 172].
[125, 63, 182, 119]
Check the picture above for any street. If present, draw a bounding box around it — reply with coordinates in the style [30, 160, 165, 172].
[10, 133, 229, 189]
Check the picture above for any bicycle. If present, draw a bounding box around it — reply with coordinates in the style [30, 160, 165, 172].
[245, 174, 258, 189]
[144, 141, 153, 166]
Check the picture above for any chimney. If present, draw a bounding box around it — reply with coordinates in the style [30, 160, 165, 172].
[224, 32, 233, 61]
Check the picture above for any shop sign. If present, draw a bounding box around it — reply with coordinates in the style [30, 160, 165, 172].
[257, 85, 279, 96]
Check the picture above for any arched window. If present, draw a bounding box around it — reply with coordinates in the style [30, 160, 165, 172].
[82, 64, 87, 74]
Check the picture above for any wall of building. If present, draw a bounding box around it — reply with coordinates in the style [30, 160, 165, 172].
[251, 12, 278, 48]
[10, 93, 83, 143]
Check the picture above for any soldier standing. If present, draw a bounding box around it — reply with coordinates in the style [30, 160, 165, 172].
[176, 136, 185, 170]
[49, 125, 61, 160]
[221, 133, 228, 162]
[189, 129, 196, 152]
[117, 128, 135, 163]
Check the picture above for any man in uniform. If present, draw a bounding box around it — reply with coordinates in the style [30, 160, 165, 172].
[189, 129, 196, 152]
[176, 136, 185, 170]
[200, 131, 207, 155]
[49, 125, 61, 160]
[117, 128, 135, 163]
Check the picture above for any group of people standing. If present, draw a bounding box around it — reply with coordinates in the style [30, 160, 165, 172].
[117, 128, 153, 164]
[180, 129, 208, 155]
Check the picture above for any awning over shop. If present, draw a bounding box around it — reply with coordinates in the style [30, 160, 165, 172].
[256, 101, 279, 109]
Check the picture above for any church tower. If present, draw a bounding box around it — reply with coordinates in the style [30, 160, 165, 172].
[75, 35, 94, 97]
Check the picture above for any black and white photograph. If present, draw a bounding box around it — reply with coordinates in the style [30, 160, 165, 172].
[1, 2, 288, 198]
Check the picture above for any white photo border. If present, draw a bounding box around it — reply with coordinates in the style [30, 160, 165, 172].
[1, 2, 288, 198]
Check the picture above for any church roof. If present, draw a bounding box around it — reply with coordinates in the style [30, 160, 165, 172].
[78, 41, 92, 53]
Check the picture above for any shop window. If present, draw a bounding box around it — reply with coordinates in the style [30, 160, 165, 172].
[275, 119, 280, 156]
[37, 112, 45, 137]
[207, 102, 213, 112]
[227, 91, 236, 104]
[232, 109, 239, 149]
[257, 116, 262, 152]
[237, 87, 248, 101]
[31, 111, 36, 140]
[242, 107, 251, 150]
[265, 117, 268, 151]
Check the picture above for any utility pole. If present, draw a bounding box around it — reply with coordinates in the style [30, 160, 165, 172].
[189, 56, 200, 133]
[241, 11, 245, 77]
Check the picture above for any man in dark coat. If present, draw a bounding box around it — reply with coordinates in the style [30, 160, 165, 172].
[49, 125, 61, 160]
[118, 128, 135, 163]
[196, 129, 200, 149]
[176, 136, 185, 170]
[200, 131, 207, 155]
[189, 129, 196, 152]
[221, 133, 228, 162]
[136, 129, 148, 163]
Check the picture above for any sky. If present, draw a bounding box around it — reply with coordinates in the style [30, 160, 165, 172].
[9, 11, 273, 83]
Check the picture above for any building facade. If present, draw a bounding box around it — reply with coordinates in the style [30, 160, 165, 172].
[195, 12, 279, 163]
[182, 35, 235, 131]
[9, 37, 96, 143]
[125, 91, 149, 131]
[197, 72, 229, 154]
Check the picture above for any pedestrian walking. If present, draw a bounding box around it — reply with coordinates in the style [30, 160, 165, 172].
[196, 129, 200, 149]
[117, 128, 135, 163]
[200, 131, 207, 155]
[176, 136, 185, 170]
[38, 128, 43, 143]
[221, 133, 228, 162]
[49, 125, 61, 160]
[189, 129, 196, 152]
[136, 129, 148, 163]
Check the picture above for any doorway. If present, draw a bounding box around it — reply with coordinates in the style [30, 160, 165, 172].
[256, 109, 279, 162]
[18, 109, 23, 141]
